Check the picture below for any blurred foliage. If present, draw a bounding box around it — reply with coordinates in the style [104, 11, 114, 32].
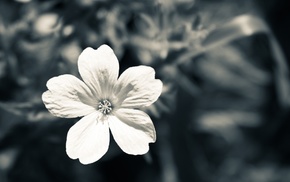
[0, 0, 290, 182]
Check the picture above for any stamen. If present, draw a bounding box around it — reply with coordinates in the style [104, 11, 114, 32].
[98, 99, 112, 115]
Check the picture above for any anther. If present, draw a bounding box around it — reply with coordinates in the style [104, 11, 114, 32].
[98, 99, 112, 115]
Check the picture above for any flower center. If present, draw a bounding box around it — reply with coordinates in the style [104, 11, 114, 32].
[98, 99, 112, 115]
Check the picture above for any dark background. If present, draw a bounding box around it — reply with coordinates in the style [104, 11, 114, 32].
[0, 0, 290, 182]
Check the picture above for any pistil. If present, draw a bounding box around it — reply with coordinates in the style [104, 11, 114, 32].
[98, 99, 112, 115]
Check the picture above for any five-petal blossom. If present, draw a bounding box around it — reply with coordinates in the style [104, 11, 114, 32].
[42, 44, 163, 164]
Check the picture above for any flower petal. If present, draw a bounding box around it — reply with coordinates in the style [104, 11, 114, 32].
[66, 112, 110, 164]
[42, 74, 97, 118]
[108, 108, 156, 155]
[115, 65, 163, 108]
[78, 45, 119, 99]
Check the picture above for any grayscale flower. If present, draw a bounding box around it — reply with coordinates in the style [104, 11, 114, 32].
[42, 45, 162, 164]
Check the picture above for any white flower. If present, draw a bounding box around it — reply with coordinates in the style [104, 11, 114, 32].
[42, 44, 163, 164]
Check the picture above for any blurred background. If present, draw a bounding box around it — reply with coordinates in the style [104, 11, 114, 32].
[0, 0, 290, 182]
